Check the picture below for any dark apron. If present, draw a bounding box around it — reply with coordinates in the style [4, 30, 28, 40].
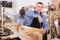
[30, 18, 43, 28]
[30, 11, 43, 28]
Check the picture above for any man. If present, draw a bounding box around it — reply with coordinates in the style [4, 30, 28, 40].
[26, 2, 48, 40]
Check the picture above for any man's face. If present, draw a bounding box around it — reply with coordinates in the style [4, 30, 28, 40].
[35, 4, 43, 13]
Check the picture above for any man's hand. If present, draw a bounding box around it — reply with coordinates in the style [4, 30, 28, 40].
[40, 28, 46, 35]
[38, 15, 43, 23]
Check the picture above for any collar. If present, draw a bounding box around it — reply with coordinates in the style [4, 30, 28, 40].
[34, 11, 42, 17]
[34, 11, 42, 15]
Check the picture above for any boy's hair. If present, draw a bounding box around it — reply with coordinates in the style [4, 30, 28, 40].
[19, 8, 25, 15]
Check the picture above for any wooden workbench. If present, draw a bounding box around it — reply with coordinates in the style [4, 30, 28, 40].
[1, 24, 43, 40]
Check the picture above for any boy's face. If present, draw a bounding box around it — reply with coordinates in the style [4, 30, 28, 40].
[35, 4, 43, 13]
[19, 14, 25, 17]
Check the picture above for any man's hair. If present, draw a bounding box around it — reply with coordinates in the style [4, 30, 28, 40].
[36, 2, 43, 5]
[19, 8, 25, 15]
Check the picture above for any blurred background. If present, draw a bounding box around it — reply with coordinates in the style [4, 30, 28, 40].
[0, 0, 60, 40]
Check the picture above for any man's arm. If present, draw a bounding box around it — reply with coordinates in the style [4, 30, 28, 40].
[42, 15, 48, 32]
[24, 17, 30, 26]
[26, 11, 38, 18]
